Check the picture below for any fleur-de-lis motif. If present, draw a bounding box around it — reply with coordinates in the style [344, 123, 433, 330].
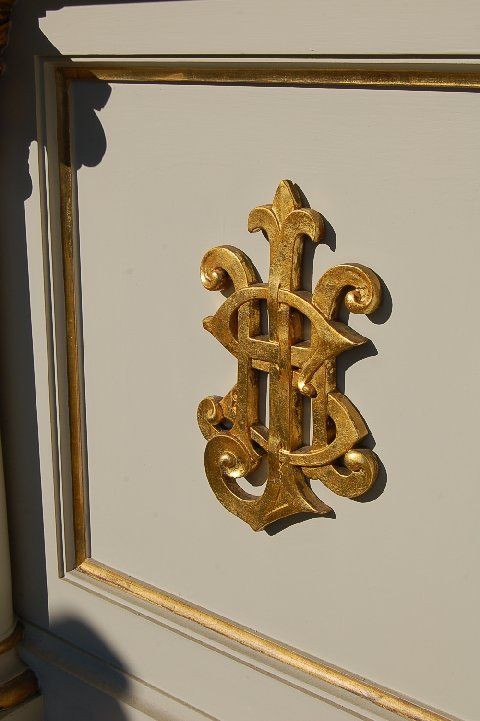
[198, 180, 381, 531]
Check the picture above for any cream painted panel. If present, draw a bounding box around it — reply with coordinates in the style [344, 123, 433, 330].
[40, 1, 480, 56]
[25, 62, 401, 721]
[70, 79, 480, 719]
[1, 1, 476, 719]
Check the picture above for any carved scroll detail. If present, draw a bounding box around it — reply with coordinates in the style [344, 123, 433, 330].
[199, 180, 381, 530]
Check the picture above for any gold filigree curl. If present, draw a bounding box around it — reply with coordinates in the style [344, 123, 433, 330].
[199, 180, 382, 530]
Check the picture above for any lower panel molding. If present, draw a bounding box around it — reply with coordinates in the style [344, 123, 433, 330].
[21, 618, 429, 721]
[77, 558, 457, 721]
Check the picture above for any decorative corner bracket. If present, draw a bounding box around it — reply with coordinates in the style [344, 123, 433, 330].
[198, 180, 381, 531]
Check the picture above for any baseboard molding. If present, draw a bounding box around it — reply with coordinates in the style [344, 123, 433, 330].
[21, 623, 221, 721]
[20, 620, 460, 721]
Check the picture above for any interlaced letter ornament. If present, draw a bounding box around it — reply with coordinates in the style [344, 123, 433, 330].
[198, 181, 381, 531]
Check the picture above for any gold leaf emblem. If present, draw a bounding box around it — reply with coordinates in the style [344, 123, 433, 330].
[198, 181, 381, 530]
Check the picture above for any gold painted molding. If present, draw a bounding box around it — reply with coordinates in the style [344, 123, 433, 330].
[55, 61, 479, 721]
[0, 669, 38, 710]
[0, 624, 39, 709]
[0, 622, 22, 656]
[59, 61, 480, 90]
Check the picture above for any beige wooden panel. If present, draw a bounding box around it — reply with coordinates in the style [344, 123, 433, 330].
[2, 4, 477, 719]
[41, 1, 480, 56]
[66, 76, 480, 720]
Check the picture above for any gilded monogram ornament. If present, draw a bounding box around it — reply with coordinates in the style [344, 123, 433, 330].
[198, 181, 381, 530]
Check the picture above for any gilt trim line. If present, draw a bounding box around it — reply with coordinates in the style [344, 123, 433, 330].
[0, 622, 22, 656]
[0, 669, 38, 710]
[61, 62, 480, 90]
[0, 625, 39, 706]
